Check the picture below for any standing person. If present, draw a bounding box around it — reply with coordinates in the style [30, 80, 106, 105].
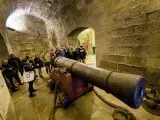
[65, 48, 72, 59]
[79, 46, 87, 64]
[25, 53, 30, 60]
[60, 48, 66, 57]
[55, 47, 61, 58]
[75, 47, 81, 61]
[23, 60, 37, 97]
[42, 50, 51, 74]
[34, 54, 44, 78]
[50, 49, 55, 58]
[8, 54, 23, 85]
[28, 56, 38, 79]
[70, 48, 74, 59]
[1, 60, 19, 92]
[50, 55, 55, 70]
[50, 49, 56, 69]
[8, 54, 23, 75]
[73, 48, 79, 61]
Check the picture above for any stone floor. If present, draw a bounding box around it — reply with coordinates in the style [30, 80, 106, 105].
[11, 55, 160, 120]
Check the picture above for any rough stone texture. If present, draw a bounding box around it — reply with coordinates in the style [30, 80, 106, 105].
[72, 0, 160, 86]
[0, 72, 18, 120]
[10, 56, 160, 120]
[1, 1, 160, 119]
[68, 27, 87, 49]
[0, 34, 8, 62]
[68, 28, 95, 54]
[7, 15, 49, 58]
[0, 0, 160, 85]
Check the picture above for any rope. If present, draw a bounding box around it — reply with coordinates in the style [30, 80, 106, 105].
[48, 81, 59, 120]
[93, 88, 136, 120]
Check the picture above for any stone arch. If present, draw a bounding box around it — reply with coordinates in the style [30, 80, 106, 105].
[68, 27, 96, 55]
[0, 0, 58, 55]
[6, 14, 53, 57]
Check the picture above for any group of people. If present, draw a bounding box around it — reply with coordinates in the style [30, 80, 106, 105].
[52, 46, 87, 63]
[0, 46, 87, 97]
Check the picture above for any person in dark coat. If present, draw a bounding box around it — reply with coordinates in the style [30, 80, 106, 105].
[79, 46, 87, 64]
[70, 48, 74, 59]
[34, 54, 44, 78]
[8, 54, 23, 75]
[1, 60, 19, 92]
[75, 47, 81, 61]
[23, 60, 37, 97]
[8, 54, 23, 85]
[55, 47, 61, 58]
[72, 48, 79, 61]
[65, 48, 72, 59]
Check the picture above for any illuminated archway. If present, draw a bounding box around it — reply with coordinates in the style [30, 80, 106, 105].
[68, 27, 96, 66]
[68, 27, 95, 55]
[6, 14, 51, 57]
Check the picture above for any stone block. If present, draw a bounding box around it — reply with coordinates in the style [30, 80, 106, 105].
[109, 35, 144, 46]
[148, 45, 160, 58]
[114, 5, 141, 21]
[105, 45, 148, 57]
[104, 55, 125, 64]
[141, 2, 160, 14]
[118, 64, 146, 76]
[111, 27, 134, 37]
[124, 14, 147, 28]
[134, 21, 160, 35]
[145, 67, 160, 85]
[143, 22, 160, 34]
[132, 46, 149, 57]
[112, 14, 146, 30]
[125, 56, 146, 67]
[111, 20, 126, 30]
[146, 58, 160, 69]
[146, 10, 160, 22]
[143, 33, 160, 46]
[100, 61, 117, 71]
[133, 25, 145, 35]
[106, 46, 133, 56]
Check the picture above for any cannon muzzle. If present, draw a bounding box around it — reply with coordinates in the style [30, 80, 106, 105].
[54, 57, 145, 109]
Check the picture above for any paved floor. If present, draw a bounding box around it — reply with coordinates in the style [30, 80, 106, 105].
[11, 55, 160, 120]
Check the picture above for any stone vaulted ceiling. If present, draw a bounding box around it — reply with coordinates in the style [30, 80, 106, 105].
[0, 0, 82, 49]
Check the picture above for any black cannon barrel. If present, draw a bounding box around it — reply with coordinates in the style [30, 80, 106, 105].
[54, 57, 145, 109]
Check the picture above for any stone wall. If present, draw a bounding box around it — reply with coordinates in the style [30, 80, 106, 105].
[72, 0, 160, 85]
[0, 34, 9, 62]
[0, 0, 160, 85]
[0, 72, 18, 120]
[7, 15, 49, 58]
[78, 28, 95, 55]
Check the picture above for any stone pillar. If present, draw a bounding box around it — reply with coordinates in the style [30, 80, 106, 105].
[0, 71, 18, 120]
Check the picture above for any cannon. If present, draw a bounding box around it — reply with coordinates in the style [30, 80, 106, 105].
[50, 57, 145, 109]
